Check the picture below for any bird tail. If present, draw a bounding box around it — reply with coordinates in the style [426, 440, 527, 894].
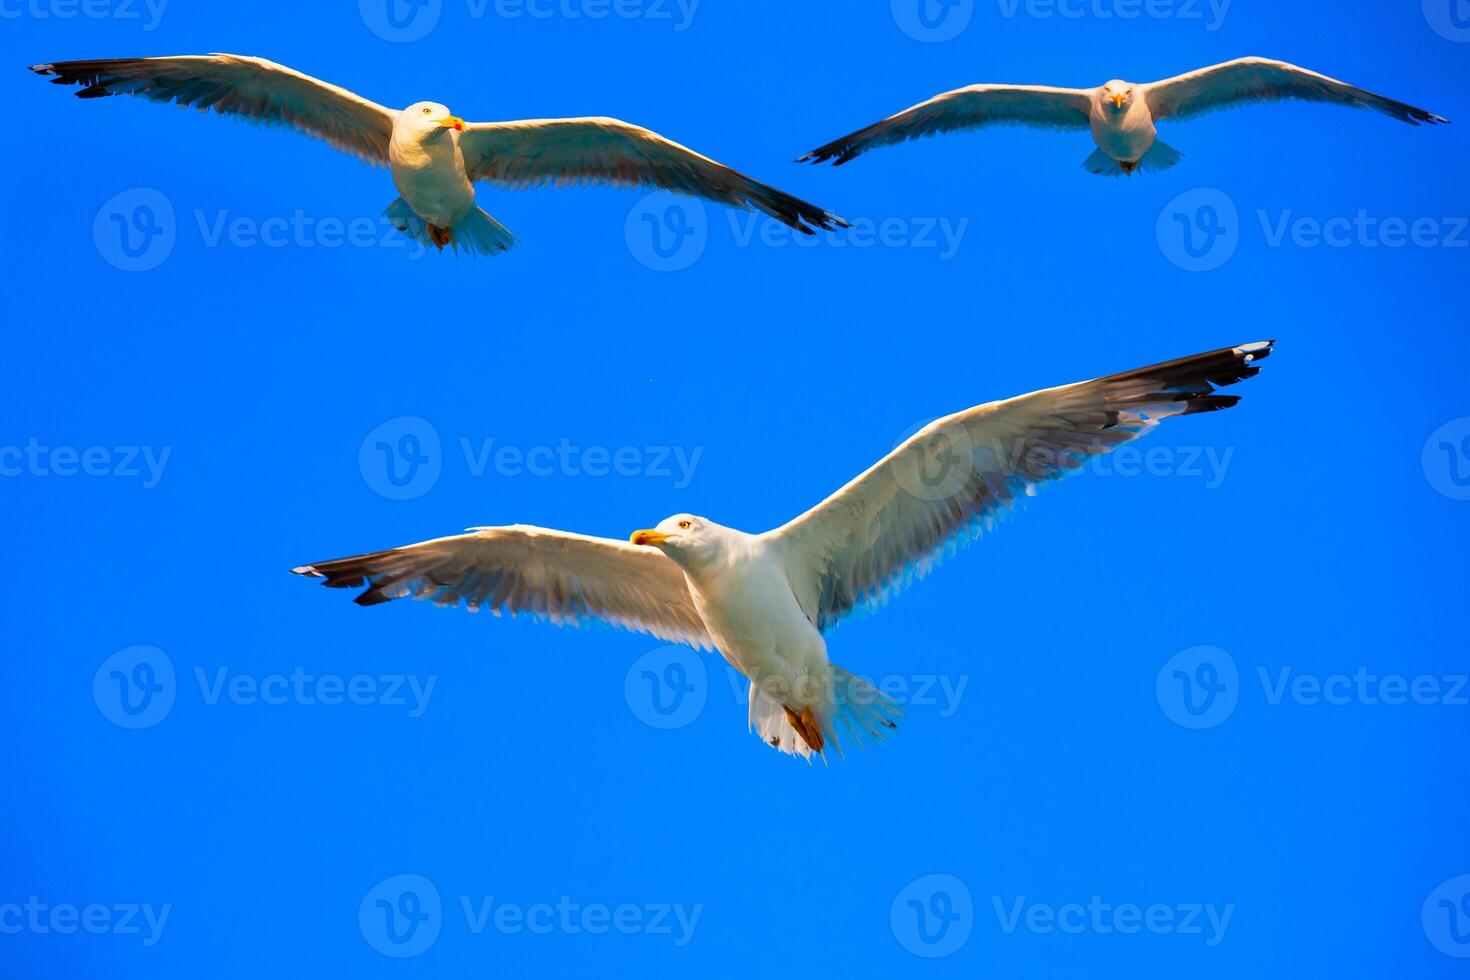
[383, 198, 517, 256]
[747, 665, 902, 762]
[1083, 141, 1182, 177]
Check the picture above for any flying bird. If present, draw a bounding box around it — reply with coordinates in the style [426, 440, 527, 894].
[799, 57, 1447, 176]
[294, 341, 1275, 761]
[31, 54, 847, 255]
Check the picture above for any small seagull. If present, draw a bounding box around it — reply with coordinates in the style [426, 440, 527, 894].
[799, 56, 1447, 176]
[31, 53, 848, 255]
[294, 341, 1275, 761]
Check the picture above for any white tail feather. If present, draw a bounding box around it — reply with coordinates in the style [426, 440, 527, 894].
[383, 198, 516, 257]
[747, 665, 902, 761]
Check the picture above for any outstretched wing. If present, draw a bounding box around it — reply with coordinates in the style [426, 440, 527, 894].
[459, 117, 847, 233]
[798, 84, 1094, 166]
[31, 54, 398, 164]
[1145, 57, 1448, 126]
[293, 524, 712, 650]
[764, 342, 1275, 631]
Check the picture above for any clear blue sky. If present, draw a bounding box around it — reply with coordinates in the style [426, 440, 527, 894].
[4, 1, 1469, 976]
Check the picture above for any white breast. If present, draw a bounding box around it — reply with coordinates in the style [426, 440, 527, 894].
[388, 129, 475, 227]
[684, 535, 829, 688]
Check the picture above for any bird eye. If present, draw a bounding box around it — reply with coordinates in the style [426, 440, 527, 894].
[678, 520, 692, 530]
[422, 107, 432, 114]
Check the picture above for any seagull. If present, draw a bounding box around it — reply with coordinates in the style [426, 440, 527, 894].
[31, 54, 847, 255]
[799, 56, 1447, 176]
[294, 341, 1275, 761]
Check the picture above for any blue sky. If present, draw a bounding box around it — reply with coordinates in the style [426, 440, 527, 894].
[3, 1, 1469, 976]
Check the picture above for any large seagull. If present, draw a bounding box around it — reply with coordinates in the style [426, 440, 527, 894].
[294, 341, 1275, 761]
[31, 54, 847, 255]
[800, 57, 1447, 176]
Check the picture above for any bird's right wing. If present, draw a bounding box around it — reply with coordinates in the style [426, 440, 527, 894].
[764, 342, 1275, 632]
[798, 84, 1094, 165]
[293, 524, 713, 650]
[31, 54, 398, 165]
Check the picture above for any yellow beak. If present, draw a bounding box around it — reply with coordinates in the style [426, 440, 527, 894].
[1111, 93, 1126, 108]
[630, 529, 670, 546]
[439, 115, 466, 131]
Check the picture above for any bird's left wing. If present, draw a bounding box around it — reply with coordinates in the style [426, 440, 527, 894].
[763, 342, 1275, 632]
[31, 54, 398, 164]
[1144, 57, 1447, 126]
[798, 84, 1094, 166]
[459, 117, 847, 233]
[293, 524, 713, 650]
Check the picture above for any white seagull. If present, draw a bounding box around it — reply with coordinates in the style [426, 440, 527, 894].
[799, 56, 1447, 176]
[31, 54, 847, 255]
[294, 341, 1274, 761]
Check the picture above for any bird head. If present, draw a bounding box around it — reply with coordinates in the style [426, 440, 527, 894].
[1099, 81, 1134, 111]
[630, 513, 715, 563]
[403, 101, 466, 138]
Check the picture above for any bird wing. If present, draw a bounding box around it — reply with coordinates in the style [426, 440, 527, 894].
[293, 524, 712, 650]
[458, 117, 847, 233]
[1144, 57, 1448, 126]
[798, 84, 1094, 166]
[31, 54, 398, 165]
[763, 342, 1275, 631]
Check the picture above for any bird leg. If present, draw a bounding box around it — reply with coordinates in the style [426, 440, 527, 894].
[1119, 159, 1138, 175]
[783, 704, 825, 755]
[428, 224, 452, 249]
